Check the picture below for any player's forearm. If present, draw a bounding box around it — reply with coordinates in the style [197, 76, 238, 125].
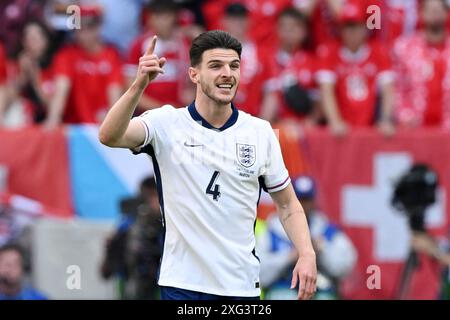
[279, 200, 316, 258]
[99, 81, 144, 146]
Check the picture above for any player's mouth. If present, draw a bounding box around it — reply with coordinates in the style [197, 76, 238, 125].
[216, 83, 233, 90]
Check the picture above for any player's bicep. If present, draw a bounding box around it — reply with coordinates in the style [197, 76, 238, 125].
[122, 118, 148, 149]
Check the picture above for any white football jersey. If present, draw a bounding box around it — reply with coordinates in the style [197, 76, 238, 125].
[134, 102, 290, 297]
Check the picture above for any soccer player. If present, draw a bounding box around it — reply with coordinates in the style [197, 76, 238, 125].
[99, 30, 317, 300]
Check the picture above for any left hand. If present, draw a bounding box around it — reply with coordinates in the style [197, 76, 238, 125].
[291, 253, 317, 300]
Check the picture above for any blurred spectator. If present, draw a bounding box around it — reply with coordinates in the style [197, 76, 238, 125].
[0, 243, 47, 300]
[0, 43, 8, 126]
[124, 0, 193, 112]
[9, 20, 55, 125]
[257, 175, 357, 300]
[316, 2, 395, 136]
[0, 0, 46, 58]
[96, 0, 145, 56]
[294, 0, 344, 48]
[221, 3, 279, 121]
[44, 5, 123, 127]
[100, 176, 163, 300]
[275, 7, 319, 124]
[394, 0, 450, 130]
[203, 0, 298, 46]
[44, 0, 78, 51]
[378, 0, 419, 46]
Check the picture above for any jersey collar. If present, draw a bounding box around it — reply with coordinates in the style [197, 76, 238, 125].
[188, 101, 239, 131]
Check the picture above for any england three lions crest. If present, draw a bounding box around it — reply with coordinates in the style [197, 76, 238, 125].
[236, 143, 256, 167]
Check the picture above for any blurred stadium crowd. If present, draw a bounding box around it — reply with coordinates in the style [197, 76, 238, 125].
[0, 0, 449, 131]
[1, 0, 450, 300]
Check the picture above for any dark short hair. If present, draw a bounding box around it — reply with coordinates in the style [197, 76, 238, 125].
[0, 243, 24, 259]
[189, 30, 242, 66]
[278, 7, 309, 26]
[225, 3, 249, 17]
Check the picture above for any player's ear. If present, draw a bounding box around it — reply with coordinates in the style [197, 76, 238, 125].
[188, 67, 199, 84]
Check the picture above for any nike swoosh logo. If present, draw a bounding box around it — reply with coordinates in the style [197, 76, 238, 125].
[184, 141, 203, 147]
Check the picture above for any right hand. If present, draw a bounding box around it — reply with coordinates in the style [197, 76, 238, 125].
[135, 35, 166, 89]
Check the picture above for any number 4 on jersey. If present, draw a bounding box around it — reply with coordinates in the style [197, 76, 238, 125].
[206, 171, 221, 201]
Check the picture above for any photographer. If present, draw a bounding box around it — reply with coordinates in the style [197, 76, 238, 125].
[100, 176, 163, 300]
[258, 175, 357, 300]
[393, 164, 450, 299]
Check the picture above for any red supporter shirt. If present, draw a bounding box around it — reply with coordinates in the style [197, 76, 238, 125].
[309, 0, 340, 48]
[276, 49, 317, 120]
[125, 31, 190, 108]
[394, 33, 450, 129]
[233, 41, 278, 116]
[316, 41, 394, 126]
[52, 44, 123, 124]
[246, 0, 292, 45]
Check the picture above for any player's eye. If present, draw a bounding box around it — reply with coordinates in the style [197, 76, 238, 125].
[209, 64, 221, 69]
[231, 63, 240, 70]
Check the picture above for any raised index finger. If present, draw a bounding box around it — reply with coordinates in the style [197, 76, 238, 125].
[146, 35, 157, 55]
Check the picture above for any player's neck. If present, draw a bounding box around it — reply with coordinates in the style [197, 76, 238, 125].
[195, 96, 233, 129]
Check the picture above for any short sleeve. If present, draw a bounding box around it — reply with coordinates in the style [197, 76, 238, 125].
[132, 105, 174, 154]
[315, 43, 337, 84]
[52, 47, 73, 78]
[262, 123, 290, 193]
[374, 44, 395, 86]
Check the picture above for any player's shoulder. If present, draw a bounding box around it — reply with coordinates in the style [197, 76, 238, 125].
[138, 104, 181, 122]
[237, 110, 273, 132]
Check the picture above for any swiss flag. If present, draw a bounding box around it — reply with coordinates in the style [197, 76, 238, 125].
[303, 127, 449, 299]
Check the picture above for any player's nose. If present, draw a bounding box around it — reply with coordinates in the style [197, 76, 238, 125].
[220, 65, 232, 77]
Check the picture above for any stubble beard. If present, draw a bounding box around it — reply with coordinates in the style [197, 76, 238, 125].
[200, 79, 237, 106]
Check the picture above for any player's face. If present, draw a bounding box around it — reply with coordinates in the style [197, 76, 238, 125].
[192, 48, 240, 105]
